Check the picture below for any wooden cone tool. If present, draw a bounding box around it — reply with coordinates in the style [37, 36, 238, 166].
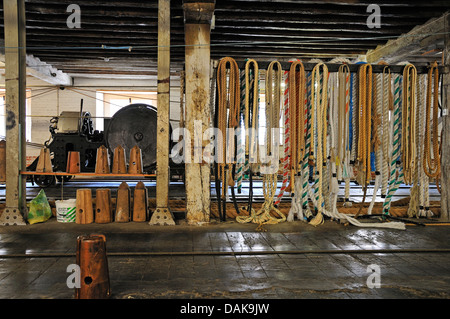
[128, 145, 143, 174]
[115, 182, 131, 223]
[112, 145, 127, 174]
[95, 145, 110, 174]
[36, 147, 53, 173]
[76, 189, 94, 224]
[95, 189, 113, 223]
[132, 181, 148, 222]
[0, 140, 5, 182]
[75, 234, 111, 299]
[66, 151, 81, 174]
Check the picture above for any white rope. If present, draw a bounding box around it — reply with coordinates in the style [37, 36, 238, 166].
[306, 184, 405, 230]
[418, 74, 428, 217]
[381, 66, 391, 199]
[367, 73, 383, 215]
[309, 62, 328, 226]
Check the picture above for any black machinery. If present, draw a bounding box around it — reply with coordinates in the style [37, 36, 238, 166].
[28, 102, 182, 187]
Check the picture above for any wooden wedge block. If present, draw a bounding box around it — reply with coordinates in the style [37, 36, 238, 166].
[36, 147, 53, 173]
[66, 151, 81, 173]
[95, 189, 113, 223]
[95, 145, 110, 174]
[76, 189, 94, 224]
[112, 145, 127, 174]
[75, 234, 111, 299]
[128, 145, 143, 174]
[115, 182, 130, 223]
[132, 181, 147, 222]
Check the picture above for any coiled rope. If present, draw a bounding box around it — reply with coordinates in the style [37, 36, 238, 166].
[381, 65, 392, 200]
[383, 72, 404, 216]
[237, 61, 285, 229]
[354, 63, 373, 217]
[423, 61, 441, 180]
[217, 57, 241, 219]
[402, 63, 418, 185]
[309, 62, 329, 226]
[285, 60, 307, 221]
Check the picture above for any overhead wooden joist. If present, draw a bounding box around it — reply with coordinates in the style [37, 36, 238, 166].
[0, 0, 446, 78]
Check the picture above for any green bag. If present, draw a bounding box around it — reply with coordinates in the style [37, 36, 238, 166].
[27, 189, 52, 225]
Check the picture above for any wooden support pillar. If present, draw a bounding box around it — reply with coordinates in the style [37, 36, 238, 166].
[183, 1, 215, 225]
[440, 14, 450, 221]
[151, 0, 176, 225]
[0, 0, 27, 226]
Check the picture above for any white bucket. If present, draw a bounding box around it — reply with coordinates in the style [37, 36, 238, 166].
[55, 199, 77, 223]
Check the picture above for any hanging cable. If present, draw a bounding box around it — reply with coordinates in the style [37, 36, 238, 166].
[216, 57, 240, 221]
[285, 60, 307, 221]
[309, 62, 329, 226]
[274, 60, 293, 208]
[354, 63, 373, 217]
[238, 61, 286, 229]
[423, 61, 441, 180]
[381, 65, 392, 200]
[244, 59, 260, 217]
[402, 64, 418, 185]
[383, 72, 404, 217]
[338, 64, 352, 208]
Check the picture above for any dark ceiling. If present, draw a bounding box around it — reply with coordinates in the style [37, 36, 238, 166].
[1, 0, 449, 78]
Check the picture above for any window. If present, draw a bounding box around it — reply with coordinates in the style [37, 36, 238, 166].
[95, 91, 157, 131]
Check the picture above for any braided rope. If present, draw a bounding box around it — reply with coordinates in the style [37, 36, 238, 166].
[236, 68, 246, 193]
[274, 68, 290, 206]
[300, 71, 313, 220]
[238, 61, 285, 228]
[381, 66, 391, 198]
[309, 62, 328, 226]
[354, 64, 373, 217]
[368, 72, 383, 215]
[417, 74, 429, 217]
[402, 64, 417, 185]
[383, 73, 403, 216]
[217, 57, 240, 201]
[423, 61, 440, 179]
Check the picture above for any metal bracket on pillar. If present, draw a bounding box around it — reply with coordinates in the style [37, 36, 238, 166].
[149, 207, 176, 226]
[0, 207, 26, 226]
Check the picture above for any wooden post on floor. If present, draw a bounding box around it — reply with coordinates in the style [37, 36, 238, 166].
[0, 0, 27, 226]
[183, 1, 215, 225]
[440, 14, 450, 221]
[151, 0, 176, 225]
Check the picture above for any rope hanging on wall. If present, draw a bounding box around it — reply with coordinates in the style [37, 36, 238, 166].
[423, 61, 441, 180]
[213, 56, 441, 229]
[216, 57, 241, 220]
[309, 62, 329, 226]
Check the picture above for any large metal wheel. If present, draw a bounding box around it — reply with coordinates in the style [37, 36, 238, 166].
[104, 104, 162, 169]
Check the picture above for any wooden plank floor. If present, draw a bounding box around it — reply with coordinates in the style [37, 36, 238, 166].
[0, 220, 449, 300]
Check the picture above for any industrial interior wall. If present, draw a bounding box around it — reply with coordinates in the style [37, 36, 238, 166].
[0, 76, 181, 163]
